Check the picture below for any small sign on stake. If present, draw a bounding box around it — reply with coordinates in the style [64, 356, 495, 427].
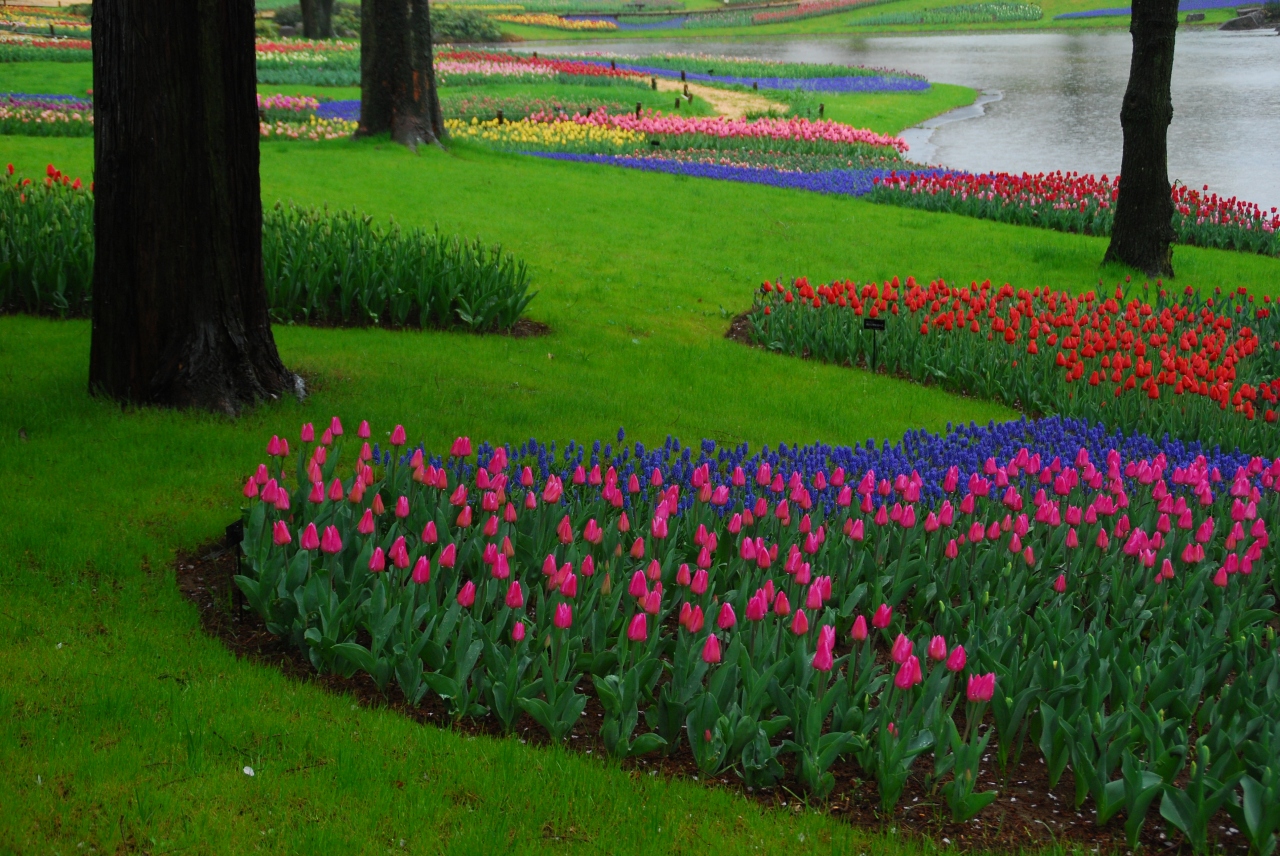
[863, 317, 886, 369]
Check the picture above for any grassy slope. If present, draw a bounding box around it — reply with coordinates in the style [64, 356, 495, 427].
[5, 133, 1280, 854]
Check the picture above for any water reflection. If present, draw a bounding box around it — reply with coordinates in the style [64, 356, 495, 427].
[541, 30, 1280, 209]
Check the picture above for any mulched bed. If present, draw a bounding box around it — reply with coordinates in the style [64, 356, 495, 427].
[176, 535, 1244, 855]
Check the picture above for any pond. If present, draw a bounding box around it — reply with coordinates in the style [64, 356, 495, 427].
[541, 30, 1280, 211]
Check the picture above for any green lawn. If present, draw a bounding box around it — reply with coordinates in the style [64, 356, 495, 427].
[5, 108, 1280, 855]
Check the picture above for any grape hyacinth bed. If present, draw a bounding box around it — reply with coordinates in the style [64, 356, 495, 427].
[746, 275, 1280, 457]
[869, 171, 1280, 257]
[1055, 0, 1247, 18]
[232, 415, 1280, 853]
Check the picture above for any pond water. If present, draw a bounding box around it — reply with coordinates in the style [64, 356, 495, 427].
[540, 30, 1280, 211]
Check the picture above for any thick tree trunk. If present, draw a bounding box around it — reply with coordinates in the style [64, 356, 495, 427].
[317, 0, 334, 38]
[1103, 0, 1178, 277]
[89, 0, 294, 414]
[359, 0, 445, 146]
[300, 0, 318, 38]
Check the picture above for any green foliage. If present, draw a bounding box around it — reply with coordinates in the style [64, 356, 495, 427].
[1, 174, 535, 332]
[432, 5, 504, 42]
[852, 2, 1043, 25]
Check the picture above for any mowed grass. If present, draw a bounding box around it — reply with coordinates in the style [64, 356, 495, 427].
[4, 124, 1280, 855]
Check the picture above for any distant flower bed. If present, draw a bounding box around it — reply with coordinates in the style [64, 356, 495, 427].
[492, 12, 619, 28]
[2, 165, 535, 332]
[257, 93, 321, 123]
[0, 93, 93, 136]
[1055, 0, 1241, 18]
[853, 2, 1043, 25]
[0, 33, 91, 62]
[571, 53, 929, 93]
[440, 92, 647, 122]
[255, 38, 362, 87]
[869, 170, 1280, 257]
[260, 116, 358, 142]
[0, 6, 90, 38]
[752, 0, 897, 24]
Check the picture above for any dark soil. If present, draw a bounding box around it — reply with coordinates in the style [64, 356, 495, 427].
[176, 537, 1246, 855]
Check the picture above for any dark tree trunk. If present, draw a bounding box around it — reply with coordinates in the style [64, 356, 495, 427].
[359, 0, 445, 147]
[317, 0, 334, 38]
[1103, 0, 1179, 277]
[90, 0, 294, 415]
[300, 0, 318, 38]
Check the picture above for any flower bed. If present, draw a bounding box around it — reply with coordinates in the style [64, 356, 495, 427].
[572, 53, 929, 93]
[0, 93, 93, 136]
[746, 275, 1280, 456]
[231, 416, 1280, 852]
[853, 1, 1043, 25]
[0, 33, 92, 62]
[752, 0, 896, 24]
[2, 165, 535, 332]
[869, 170, 1280, 257]
[493, 12, 619, 29]
[260, 116, 358, 142]
[448, 110, 910, 162]
[257, 93, 321, 123]
[255, 39, 363, 87]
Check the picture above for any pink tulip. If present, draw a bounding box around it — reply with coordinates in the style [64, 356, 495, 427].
[369, 548, 386, 572]
[628, 613, 648, 642]
[357, 420, 371, 439]
[421, 520, 438, 543]
[791, 609, 809, 635]
[813, 641, 834, 672]
[320, 525, 342, 555]
[691, 569, 708, 595]
[512, 620, 526, 642]
[300, 423, 314, 443]
[457, 580, 476, 607]
[894, 655, 922, 689]
[553, 602, 572, 629]
[687, 604, 705, 633]
[1213, 566, 1228, 587]
[412, 556, 430, 584]
[1053, 573, 1067, 594]
[676, 564, 692, 586]
[702, 633, 722, 664]
[451, 436, 471, 457]
[272, 520, 292, 546]
[851, 615, 868, 642]
[300, 523, 320, 551]
[390, 424, 406, 446]
[717, 602, 737, 630]
[561, 572, 578, 598]
[927, 635, 947, 662]
[395, 496, 409, 519]
[629, 570, 648, 599]
[773, 591, 791, 617]
[329, 416, 343, 437]
[643, 589, 661, 614]
[967, 672, 996, 702]
[243, 476, 259, 499]
[357, 508, 375, 535]
[891, 633, 912, 664]
[872, 603, 893, 629]
[439, 543, 456, 568]
[946, 645, 967, 672]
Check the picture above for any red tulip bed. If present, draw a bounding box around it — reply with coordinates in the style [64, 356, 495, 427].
[869, 171, 1280, 257]
[746, 276, 1280, 458]
[232, 416, 1280, 853]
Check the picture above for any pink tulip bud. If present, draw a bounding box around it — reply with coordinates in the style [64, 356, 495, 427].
[553, 602, 572, 629]
[320, 525, 342, 555]
[412, 556, 430, 584]
[300, 423, 315, 443]
[851, 615, 868, 641]
[512, 620, 526, 642]
[891, 633, 912, 664]
[439, 543, 456, 568]
[812, 640, 834, 672]
[421, 520, 438, 544]
[717, 602, 736, 630]
[457, 580, 476, 607]
[492, 554, 510, 580]
[894, 655, 922, 689]
[945, 645, 967, 672]
[702, 633, 721, 664]
[690, 568, 709, 595]
[967, 672, 995, 702]
[872, 603, 893, 629]
[369, 548, 386, 572]
[688, 605, 705, 633]
[451, 436, 472, 457]
[506, 580, 524, 609]
[1053, 573, 1067, 594]
[927, 635, 947, 662]
[329, 416, 343, 437]
[561, 572, 579, 599]
[272, 520, 292, 546]
[300, 523, 320, 551]
[1213, 566, 1228, 587]
[243, 476, 259, 499]
[773, 591, 791, 617]
[395, 495, 409, 519]
[357, 508, 375, 535]
[791, 608, 809, 635]
[390, 424, 406, 446]
[628, 613, 648, 642]
[643, 589, 661, 614]
[630, 538, 645, 559]
[357, 420, 371, 439]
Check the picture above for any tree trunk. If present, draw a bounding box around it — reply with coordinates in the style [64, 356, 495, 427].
[300, 0, 318, 38]
[1103, 0, 1178, 277]
[358, 0, 445, 147]
[317, 0, 334, 38]
[90, 0, 294, 415]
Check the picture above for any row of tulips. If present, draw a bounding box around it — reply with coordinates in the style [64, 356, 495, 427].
[869, 170, 1280, 257]
[233, 416, 1280, 851]
[0, 94, 93, 137]
[751, 0, 893, 24]
[747, 275, 1280, 457]
[0, 33, 91, 62]
[579, 52, 926, 82]
[2, 166, 534, 331]
[492, 12, 619, 29]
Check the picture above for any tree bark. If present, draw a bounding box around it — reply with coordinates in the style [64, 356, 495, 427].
[358, 0, 445, 147]
[89, 0, 294, 414]
[1103, 0, 1179, 277]
[300, 0, 318, 38]
[317, 0, 334, 38]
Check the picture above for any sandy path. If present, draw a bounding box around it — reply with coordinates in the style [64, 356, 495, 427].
[650, 77, 786, 119]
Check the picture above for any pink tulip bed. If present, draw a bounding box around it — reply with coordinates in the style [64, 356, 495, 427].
[869, 170, 1280, 257]
[232, 416, 1280, 852]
